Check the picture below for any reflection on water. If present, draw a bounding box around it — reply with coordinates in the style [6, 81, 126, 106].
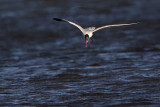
[1, 0, 160, 106]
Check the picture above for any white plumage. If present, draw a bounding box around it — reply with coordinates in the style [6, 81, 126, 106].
[53, 18, 138, 47]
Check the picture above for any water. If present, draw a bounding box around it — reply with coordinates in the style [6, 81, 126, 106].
[0, 0, 160, 106]
[1, 45, 160, 106]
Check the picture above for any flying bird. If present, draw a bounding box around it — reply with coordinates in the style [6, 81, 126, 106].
[53, 18, 138, 47]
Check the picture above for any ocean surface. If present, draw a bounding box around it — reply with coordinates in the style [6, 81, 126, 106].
[0, 0, 160, 106]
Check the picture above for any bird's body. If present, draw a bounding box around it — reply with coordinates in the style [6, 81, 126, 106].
[53, 18, 138, 47]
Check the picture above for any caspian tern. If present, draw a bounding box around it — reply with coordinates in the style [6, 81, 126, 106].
[53, 18, 138, 47]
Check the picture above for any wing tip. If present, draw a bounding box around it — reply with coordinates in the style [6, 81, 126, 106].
[131, 22, 139, 25]
[53, 18, 64, 21]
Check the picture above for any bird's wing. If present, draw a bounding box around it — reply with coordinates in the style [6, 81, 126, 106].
[93, 22, 138, 32]
[53, 18, 85, 34]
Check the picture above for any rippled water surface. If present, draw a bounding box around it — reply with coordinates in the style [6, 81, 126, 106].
[0, 0, 160, 106]
[1, 47, 160, 106]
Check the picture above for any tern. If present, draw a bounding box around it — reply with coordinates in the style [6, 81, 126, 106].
[53, 18, 138, 47]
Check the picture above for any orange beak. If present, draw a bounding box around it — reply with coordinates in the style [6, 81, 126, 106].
[85, 34, 89, 48]
[86, 40, 88, 48]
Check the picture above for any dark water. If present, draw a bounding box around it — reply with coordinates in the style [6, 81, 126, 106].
[0, 0, 160, 106]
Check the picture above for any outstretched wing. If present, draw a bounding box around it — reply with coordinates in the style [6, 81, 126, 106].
[53, 18, 85, 34]
[93, 22, 138, 32]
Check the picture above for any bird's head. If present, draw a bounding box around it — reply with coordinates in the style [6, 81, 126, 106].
[85, 34, 89, 47]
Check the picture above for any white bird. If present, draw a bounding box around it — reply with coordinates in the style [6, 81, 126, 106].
[53, 18, 138, 47]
